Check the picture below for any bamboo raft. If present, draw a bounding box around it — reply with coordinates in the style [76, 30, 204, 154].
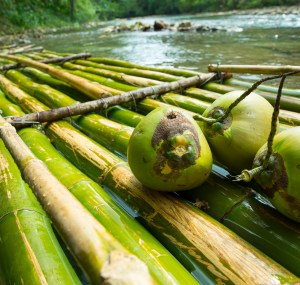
[0, 46, 300, 285]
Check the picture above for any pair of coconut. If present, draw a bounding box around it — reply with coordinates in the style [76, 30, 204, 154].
[127, 91, 300, 223]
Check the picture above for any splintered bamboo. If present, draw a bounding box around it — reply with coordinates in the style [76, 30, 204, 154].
[0, 54, 110, 99]
[1, 69, 299, 284]
[0, 95, 199, 285]
[208, 64, 300, 76]
[0, 139, 81, 285]
[0, 116, 155, 285]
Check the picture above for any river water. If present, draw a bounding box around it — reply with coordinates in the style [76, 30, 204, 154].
[33, 11, 300, 87]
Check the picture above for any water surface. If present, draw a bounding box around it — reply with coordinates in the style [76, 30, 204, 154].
[33, 11, 300, 87]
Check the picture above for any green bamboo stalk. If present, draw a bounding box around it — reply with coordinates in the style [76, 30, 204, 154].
[74, 59, 182, 82]
[0, 139, 81, 285]
[225, 78, 300, 97]
[0, 115, 156, 285]
[0, 94, 200, 285]
[89, 57, 203, 77]
[77, 56, 300, 115]
[62, 62, 161, 87]
[44, 117, 299, 285]
[22, 67, 90, 102]
[93, 104, 300, 276]
[203, 81, 300, 113]
[0, 76, 225, 284]
[208, 64, 300, 76]
[2, 68, 299, 284]
[0, 54, 110, 99]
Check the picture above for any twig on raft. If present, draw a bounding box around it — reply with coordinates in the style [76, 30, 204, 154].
[4, 73, 218, 127]
[0, 52, 91, 71]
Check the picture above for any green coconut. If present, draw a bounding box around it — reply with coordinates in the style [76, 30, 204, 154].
[127, 106, 212, 191]
[201, 90, 275, 173]
[253, 126, 300, 222]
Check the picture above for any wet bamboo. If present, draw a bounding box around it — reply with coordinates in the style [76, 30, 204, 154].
[0, 115, 156, 285]
[2, 79, 298, 278]
[0, 95, 199, 285]
[74, 59, 182, 82]
[0, 139, 81, 285]
[0, 52, 91, 72]
[102, 104, 300, 277]
[76, 55, 300, 114]
[2, 71, 299, 284]
[44, 115, 299, 285]
[208, 64, 300, 76]
[2, 71, 217, 127]
[0, 54, 110, 99]
[22, 67, 90, 102]
[89, 57, 203, 77]
[225, 78, 300, 97]
[62, 62, 162, 86]
[0, 77, 228, 284]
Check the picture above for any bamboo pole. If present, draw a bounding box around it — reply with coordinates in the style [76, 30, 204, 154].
[2, 71, 217, 126]
[208, 64, 300, 76]
[2, 74, 300, 284]
[1, 80, 299, 279]
[74, 59, 182, 82]
[0, 80, 227, 284]
[0, 116, 155, 285]
[62, 62, 162, 87]
[0, 52, 91, 72]
[225, 78, 300, 97]
[22, 67, 90, 102]
[44, 119, 299, 285]
[0, 139, 81, 285]
[0, 93, 199, 285]
[0, 54, 110, 99]
[89, 57, 203, 77]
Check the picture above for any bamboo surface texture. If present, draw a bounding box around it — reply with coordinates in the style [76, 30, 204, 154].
[1, 51, 300, 284]
[0, 92, 198, 285]
[0, 139, 81, 285]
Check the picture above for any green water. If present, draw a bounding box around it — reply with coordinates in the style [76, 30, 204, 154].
[33, 11, 300, 87]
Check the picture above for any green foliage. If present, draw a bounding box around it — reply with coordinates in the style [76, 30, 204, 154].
[0, 0, 299, 34]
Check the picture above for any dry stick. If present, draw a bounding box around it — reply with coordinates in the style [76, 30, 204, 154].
[208, 64, 300, 76]
[234, 75, 287, 182]
[193, 70, 300, 124]
[0, 116, 154, 285]
[0, 52, 91, 71]
[5, 73, 218, 127]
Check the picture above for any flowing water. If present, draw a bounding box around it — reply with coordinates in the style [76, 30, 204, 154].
[33, 11, 300, 87]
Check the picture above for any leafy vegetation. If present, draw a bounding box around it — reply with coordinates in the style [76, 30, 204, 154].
[0, 0, 298, 34]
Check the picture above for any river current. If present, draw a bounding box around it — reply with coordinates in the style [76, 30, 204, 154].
[33, 11, 300, 87]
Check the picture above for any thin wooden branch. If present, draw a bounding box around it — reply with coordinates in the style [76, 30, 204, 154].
[208, 64, 300, 76]
[0, 52, 91, 72]
[5, 73, 218, 127]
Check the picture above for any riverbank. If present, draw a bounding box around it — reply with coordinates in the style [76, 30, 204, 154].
[0, 4, 299, 49]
